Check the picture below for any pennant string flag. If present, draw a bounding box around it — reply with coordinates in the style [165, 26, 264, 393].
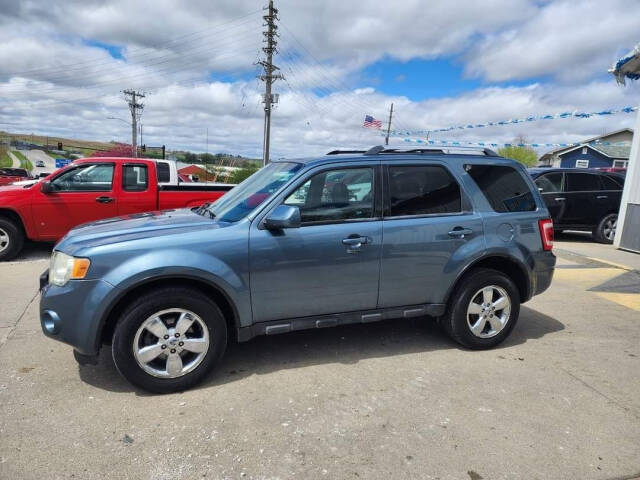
[400, 137, 632, 148]
[388, 106, 638, 137]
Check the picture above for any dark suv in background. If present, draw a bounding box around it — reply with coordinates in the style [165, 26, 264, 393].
[40, 147, 555, 393]
[529, 168, 625, 243]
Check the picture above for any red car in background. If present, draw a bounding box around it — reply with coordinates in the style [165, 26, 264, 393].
[0, 157, 233, 260]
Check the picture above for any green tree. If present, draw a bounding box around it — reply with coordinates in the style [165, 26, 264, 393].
[229, 166, 259, 184]
[497, 145, 537, 167]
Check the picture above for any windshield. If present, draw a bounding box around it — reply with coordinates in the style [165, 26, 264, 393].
[205, 162, 303, 223]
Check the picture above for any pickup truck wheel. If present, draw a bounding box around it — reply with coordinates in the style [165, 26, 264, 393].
[0, 218, 24, 262]
[112, 287, 227, 393]
[593, 213, 617, 244]
[442, 268, 520, 350]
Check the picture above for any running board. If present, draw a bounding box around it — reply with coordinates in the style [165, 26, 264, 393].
[237, 303, 446, 342]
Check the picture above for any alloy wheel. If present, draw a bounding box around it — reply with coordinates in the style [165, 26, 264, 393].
[603, 217, 617, 241]
[466, 285, 511, 338]
[0, 227, 9, 253]
[132, 308, 210, 378]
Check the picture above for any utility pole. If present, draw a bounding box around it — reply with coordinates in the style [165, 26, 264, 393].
[259, 0, 283, 165]
[123, 89, 145, 157]
[385, 103, 394, 146]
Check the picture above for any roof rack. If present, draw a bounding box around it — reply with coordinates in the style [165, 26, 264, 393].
[327, 145, 500, 157]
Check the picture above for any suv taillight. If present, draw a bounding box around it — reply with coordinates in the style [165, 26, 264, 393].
[538, 219, 554, 251]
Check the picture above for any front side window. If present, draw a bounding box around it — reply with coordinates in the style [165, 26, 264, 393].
[535, 172, 563, 193]
[566, 173, 600, 191]
[51, 164, 114, 192]
[123, 165, 148, 191]
[388, 165, 461, 216]
[284, 167, 374, 224]
[466, 164, 536, 212]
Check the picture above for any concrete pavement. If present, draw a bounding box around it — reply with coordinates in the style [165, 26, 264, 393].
[0, 244, 639, 479]
[6, 151, 20, 168]
[23, 149, 56, 176]
[555, 231, 640, 272]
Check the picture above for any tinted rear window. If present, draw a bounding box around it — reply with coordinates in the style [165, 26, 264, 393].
[566, 173, 600, 191]
[156, 162, 170, 183]
[601, 175, 623, 190]
[466, 164, 536, 212]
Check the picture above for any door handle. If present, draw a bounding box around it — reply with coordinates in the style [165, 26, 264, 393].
[448, 227, 473, 239]
[597, 195, 608, 199]
[96, 196, 114, 204]
[554, 197, 566, 202]
[342, 235, 370, 253]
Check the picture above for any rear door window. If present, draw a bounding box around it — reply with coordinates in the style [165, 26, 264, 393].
[387, 165, 461, 216]
[123, 165, 149, 191]
[466, 164, 536, 212]
[566, 173, 601, 191]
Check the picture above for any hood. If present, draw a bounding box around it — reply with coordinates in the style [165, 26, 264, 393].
[57, 208, 228, 255]
[0, 182, 36, 195]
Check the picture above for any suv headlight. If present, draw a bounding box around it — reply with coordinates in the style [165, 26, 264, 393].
[49, 251, 91, 286]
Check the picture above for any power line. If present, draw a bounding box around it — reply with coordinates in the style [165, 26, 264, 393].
[258, 0, 283, 165]
[123, 89, 145, 157]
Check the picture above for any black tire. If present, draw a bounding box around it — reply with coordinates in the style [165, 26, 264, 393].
[112, 287, 227, 393]
[441, 268, 520, 349]
[0, 217, 24, 262]
[593, 213, 617, 244]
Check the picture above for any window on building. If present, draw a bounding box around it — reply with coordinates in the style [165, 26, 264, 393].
[575, 159, 589, 168]
[566, 172, 600, 191]
[284, 167, 374, 224]
[387, 165, 461, 216]
[612, 160, 628, 168]
[582, 147, 587, 155]
[123, 165, 149, 191]
[534, 172, 563, 193]
[466, 164, 536, 212]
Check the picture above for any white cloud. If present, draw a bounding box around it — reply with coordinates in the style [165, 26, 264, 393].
[0, 0, 638, 160]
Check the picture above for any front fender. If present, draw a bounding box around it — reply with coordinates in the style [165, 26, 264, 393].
[100, 249, 251, 327]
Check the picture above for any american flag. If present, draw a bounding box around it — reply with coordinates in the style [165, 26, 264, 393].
[363, 115, 382, 129]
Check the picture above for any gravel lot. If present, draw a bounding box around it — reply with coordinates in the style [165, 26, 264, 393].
[1, 241, 639, 479]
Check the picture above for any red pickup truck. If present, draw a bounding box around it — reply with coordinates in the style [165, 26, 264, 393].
[0, 168, 32, 186]
[0, 157, 233, 260]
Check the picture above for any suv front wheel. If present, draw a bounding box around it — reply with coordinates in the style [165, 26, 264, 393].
[442, 268, 520, 349]
[112, 287, 227, 393]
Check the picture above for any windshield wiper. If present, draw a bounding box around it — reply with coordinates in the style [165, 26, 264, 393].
[194, 203, 216, 219]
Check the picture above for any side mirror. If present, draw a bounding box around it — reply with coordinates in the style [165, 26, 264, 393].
[40, 180, 53, 194]
[264, 205, 301, 229]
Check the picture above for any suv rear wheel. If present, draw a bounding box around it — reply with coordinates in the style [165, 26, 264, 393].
[442, 268, 520, 349]
[593, 213, 617, 244]
[112, 287, 227, 393]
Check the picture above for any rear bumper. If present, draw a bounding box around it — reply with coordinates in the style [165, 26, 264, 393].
[531, 251, 556, 297]
[40, 271, 117, 356]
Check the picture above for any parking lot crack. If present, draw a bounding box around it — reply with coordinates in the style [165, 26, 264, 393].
[560, 367, 640, 421]
[0, 291, 39, 350]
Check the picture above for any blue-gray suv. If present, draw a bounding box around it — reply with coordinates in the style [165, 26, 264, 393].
[40, 147, 556, 393]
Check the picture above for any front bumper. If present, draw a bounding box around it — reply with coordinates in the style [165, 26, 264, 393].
[39, 269, 117, 356]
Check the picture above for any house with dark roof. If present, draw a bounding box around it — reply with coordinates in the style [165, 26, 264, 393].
[538, 128, 633, 169]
